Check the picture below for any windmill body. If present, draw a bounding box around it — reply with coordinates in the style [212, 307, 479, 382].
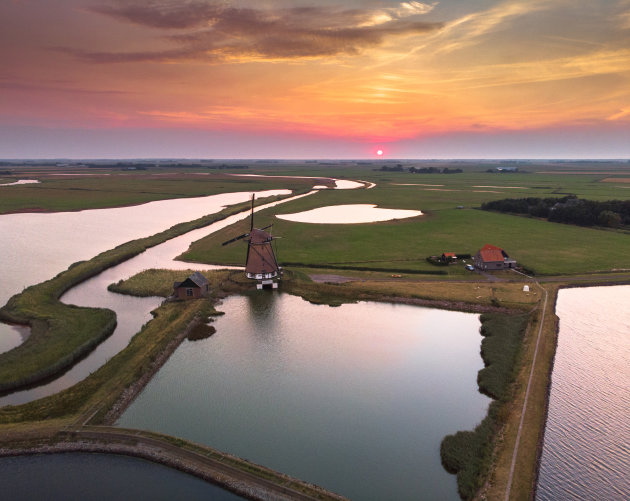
[223, 194, 281, 289]
[245, 228, 280, 281]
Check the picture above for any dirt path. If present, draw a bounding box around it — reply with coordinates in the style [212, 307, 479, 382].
[504, 280, 548, 500]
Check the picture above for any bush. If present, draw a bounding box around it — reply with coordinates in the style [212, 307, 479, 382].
[440, 312, 529, 499]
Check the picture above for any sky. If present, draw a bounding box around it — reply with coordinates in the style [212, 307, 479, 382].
[1, 0, 629, 159]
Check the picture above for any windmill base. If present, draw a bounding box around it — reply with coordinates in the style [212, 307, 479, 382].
[257, 279, 279, 290]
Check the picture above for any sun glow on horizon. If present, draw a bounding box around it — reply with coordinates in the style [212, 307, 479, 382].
[1, 1, 630, 157]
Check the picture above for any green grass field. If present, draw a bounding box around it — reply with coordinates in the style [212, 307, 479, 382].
[178, 167, 630, 275]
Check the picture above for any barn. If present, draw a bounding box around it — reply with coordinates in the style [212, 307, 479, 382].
[474, 244, 517, 270]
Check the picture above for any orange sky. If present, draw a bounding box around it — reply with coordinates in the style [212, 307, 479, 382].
[1, 1, 629, 158]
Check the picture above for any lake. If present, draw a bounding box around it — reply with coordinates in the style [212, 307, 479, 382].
[536, 285, 630, 500]
[118, 292, 490, 500]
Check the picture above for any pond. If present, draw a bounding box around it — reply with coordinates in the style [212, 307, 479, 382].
[536, 285, 630, 500]
[0, 179, 40, 186]
[117, 292, 490, 501]
[0, 453, 242, 500]
[276, 204, 423, 224]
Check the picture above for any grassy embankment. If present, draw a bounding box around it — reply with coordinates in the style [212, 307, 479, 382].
[0, 195, 289, 392]
[0, 296, 214, 424]
[483, 283, 560, 501]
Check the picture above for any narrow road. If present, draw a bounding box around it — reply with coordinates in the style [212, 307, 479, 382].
[504, 279, 548, 501]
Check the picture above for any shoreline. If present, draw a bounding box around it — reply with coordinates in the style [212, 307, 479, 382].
[100, 313, 201, 425]
[0, 431, 347, 501]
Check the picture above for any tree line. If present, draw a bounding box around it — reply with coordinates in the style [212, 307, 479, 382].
[481, 196, 630, 228]
[378, 164, 462, 173]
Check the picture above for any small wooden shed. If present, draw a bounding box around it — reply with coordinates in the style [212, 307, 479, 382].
[173, 272, 209, 299]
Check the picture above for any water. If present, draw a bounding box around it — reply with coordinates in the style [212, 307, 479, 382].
[229, 174, 365, 189]
[118, 292, 490, 500]
[276, 204, 423, 224]
[0, 192, 311, 406]
[0, 453, 242, 500]
[0, 179, 40, 186]
[536, 286, 630, 500]
[0, 190, 289, 355]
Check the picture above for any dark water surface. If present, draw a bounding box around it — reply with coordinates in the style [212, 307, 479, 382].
[118, 292, 490, 500]
[0, 453, 242, 500]
[536, 286, 630, 500]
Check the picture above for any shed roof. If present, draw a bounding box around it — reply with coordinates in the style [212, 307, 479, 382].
[174, 272, 209, 289]
[478, 244, 507, 263]
[479, 249, 505, 263]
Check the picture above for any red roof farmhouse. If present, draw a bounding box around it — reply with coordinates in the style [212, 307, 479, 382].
[474, 244, 517, 270]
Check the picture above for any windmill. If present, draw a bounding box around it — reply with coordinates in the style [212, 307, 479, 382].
[222, 194, 281, 289]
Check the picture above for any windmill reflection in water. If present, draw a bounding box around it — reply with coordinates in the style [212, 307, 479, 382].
[222, 194, 281, 289]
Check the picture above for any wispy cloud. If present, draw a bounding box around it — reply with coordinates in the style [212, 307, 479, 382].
[426, 0, 550, 54]
[0, 80, 131, 95]
[79, 1, 443, 63]
[607, 107, 630, 121]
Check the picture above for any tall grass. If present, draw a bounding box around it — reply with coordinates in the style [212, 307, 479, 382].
[441, 312, 529, 500]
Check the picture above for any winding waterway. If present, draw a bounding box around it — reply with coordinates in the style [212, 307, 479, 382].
[118, 292, 490, 500]
[0, 190, 290, 355]
[536, 285, 630, 500]
[0, 191, 311, 406]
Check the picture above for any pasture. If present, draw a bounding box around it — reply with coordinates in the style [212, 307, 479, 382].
[177, 162, 630, 276]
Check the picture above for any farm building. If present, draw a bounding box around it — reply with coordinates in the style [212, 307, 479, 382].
[474, 244, 517, 270]
[441, 252, 457, 263]
[173, 272, 209, 299]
